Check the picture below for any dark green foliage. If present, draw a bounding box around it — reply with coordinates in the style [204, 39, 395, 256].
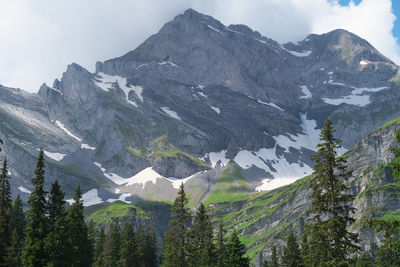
[372, 219, 400, 266]
[143, 226, 158, 267]
[94, 228, 105, 267]
[9, 195, 25, 243]
[5, 229, 22, 266]
[120, 222, 136, 267]
[281, 232, 302, 267]
[162, 183, 191, 267]
[0, 158, 11, 266]
[65, 185, 91, 267]
[269, 246, 279, 267]
[305, 119, 359, 265]
[355, 253, 373, 267]
[225, 230, 249, 267]
[22, 149, 49, 267]
[103, 220, 121, 267]
[188, 203, 216, 267]
[6, 195, 25, 266]
[216, 220, 226, 267]
[45, 180, 68, 267]
[0, 158, 12, 264]
[390, 129, 400, 181]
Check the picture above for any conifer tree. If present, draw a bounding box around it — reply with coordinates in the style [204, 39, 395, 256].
[162, 183, 191, 267]
[120, 222, 136, 267]
[9, 195, 25, 243]
[189, 202, 216, 267]
[216, 219, 226, 267]
[87, 219, 96, 266]
[45, 179, 68, 267]
[103, 220, 120, 267]
[22, 149, 49, 267]
[143, 226, 158, 267]
[281, 232, 302, 267]
[6, 195, 25, 266]
[225, 230, 249, 267]
[269, 246, 279, 267]
[390, 129, 400, 181]
[0, 158, 11, 265]
[305, 119, 359, 265]
[94, 228, 105, 267]
[373, 219, 400, 266]
[65, 184, 91, 267]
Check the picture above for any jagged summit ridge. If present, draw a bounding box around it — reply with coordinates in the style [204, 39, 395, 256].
[0, 9, 400, 208]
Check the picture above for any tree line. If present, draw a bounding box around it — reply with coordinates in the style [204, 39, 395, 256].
[0, 148, 158, 267]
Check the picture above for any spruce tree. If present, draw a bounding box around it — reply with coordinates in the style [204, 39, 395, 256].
[189, 202, 216, 267]
[225, 230, 249, 267]
[305, 119, 359, 265]
[269, 246, 279, 267]
[9, 195, 25, 243]
[94, 228, 105, 267]
[216, 219, 226, 267]
[22, 149, 49, 267]
[281, 232, 302, 267]
[65, 184, 90, 267]
[390, 129, 400, 181]
[6, 195, 25, 266]
[45, 180, 68, 267]
[162, 183, 191, 267]
[143, 226, 158, 267]
[373, 219, 400, 266]
[0, 158, 11, 265]
[103, 220, 120, 267]
[120, 222, 136, 267]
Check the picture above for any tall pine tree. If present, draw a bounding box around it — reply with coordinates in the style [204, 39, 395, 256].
[65, 184, 91, 267]
[103, 220, 121, 267]
[6, 195, 25, 266]
[143, 226, 158, 267]
[0, 158, 11, 265]
[225, 230, 249, 267]
[281, 232, 302, 267]
[45, 179, 68, 267]
[94, 228, 105, 267]
[120, 222, 136, 267]
[162, 183, 191, 267]
[305, 119, 359, 265]
[22, 149, 49, 267]
[216, 220, 226, 267]
[390, 129, 400, 181]
[189, 202, 216, 267]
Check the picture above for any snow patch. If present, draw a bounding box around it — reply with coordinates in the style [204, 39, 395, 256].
[280, 45, 312, 57]
[255, 178, 298, 192]
[82, 189, 103, 206]
[55, 120, 82, 142]
[158, 61, 179, 68]
[106, 194, 132, 204]
[81, 143, 96, 150]
[233, 114, 320, 190]
[165, 171, 202, 189]
[18, 186, 31, 194]
[198, 92, 207, 98]
[208, 150, 230, 168]
[94, 72, 143, 105]
[258, 100, 285, 111]
[299, 85, 312, 99]
[43, 150, 66, 161]
[360, 60, 368, 65]
[161, 107, 182, 121]
[210, 106, 221, 114]
[49, 87, 63, 95]
[322, 86, 388, 107]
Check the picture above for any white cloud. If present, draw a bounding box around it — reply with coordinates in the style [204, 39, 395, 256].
[0, 0, 398, 92]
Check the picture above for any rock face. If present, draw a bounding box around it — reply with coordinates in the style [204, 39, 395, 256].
[0, 9, 399, 205]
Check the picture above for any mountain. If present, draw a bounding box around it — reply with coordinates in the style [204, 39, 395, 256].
[0, 8, 399, 209]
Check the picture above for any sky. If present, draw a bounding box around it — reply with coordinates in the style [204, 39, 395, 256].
[0, 0, 399, 93]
